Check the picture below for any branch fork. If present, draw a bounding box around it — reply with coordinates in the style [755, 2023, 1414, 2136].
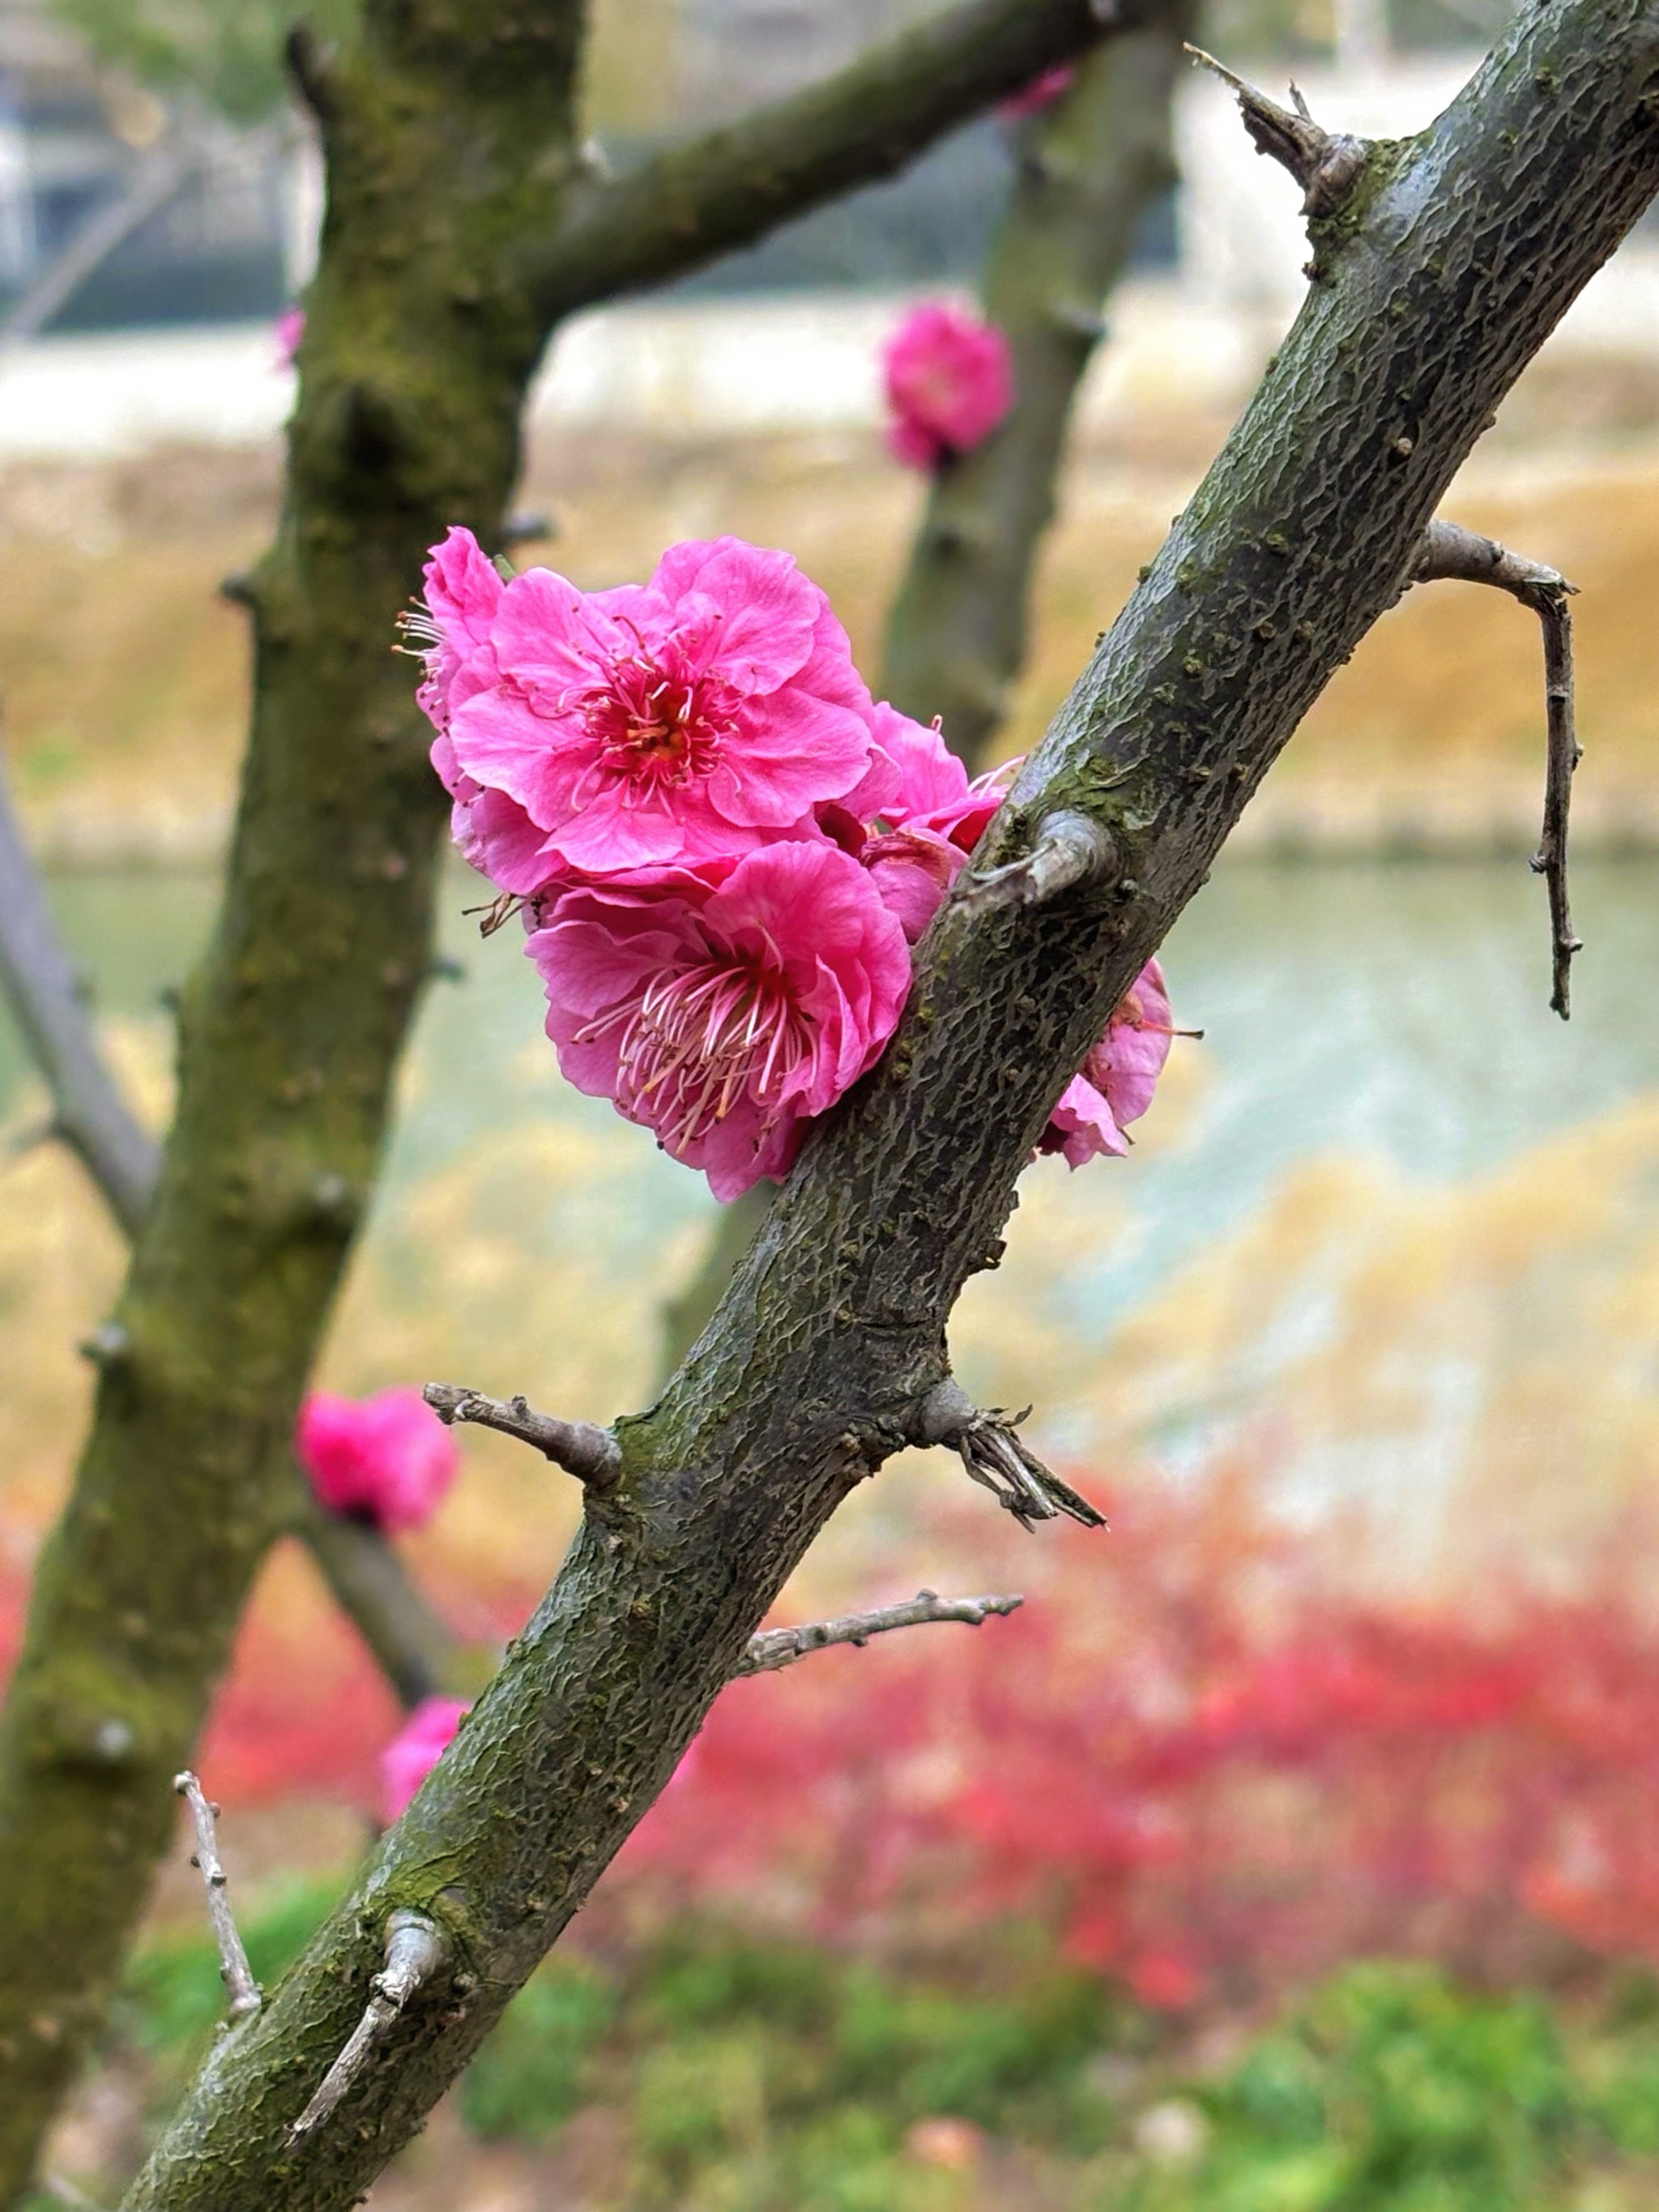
[1411, 519, 1582, 1017]
[424, 1382, 621, 1489]
[914, 1379, 1106, 1532]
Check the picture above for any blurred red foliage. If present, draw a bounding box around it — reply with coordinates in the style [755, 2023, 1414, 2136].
[617, 1468, 1659, 2005]
[6, 1467, 1659, 2005]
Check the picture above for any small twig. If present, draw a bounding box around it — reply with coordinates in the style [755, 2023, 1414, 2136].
[424, 1382, 622, 1489]
[173, 1773, 261, 2023]
[1412, 519, 1582, 1017]
[1185, 45, 1367, 216]
[738, 1589, 1023, 1675]
[913, 1378, 1107, 1533]
[960, 809, 1117, 913]
[288, 1911, 449, 2143]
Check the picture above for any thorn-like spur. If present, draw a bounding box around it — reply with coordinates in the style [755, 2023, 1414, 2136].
[1185, 45, 1367, 218]
[913, 1378, 1106, 1534]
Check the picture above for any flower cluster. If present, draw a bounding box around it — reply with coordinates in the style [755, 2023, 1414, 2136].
[410, 527, 1172, 1197]
[881, 303, 1013, 471]
[296, 1387, 458, 1534]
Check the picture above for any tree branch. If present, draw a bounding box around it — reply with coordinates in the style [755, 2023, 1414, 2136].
[0, 733, 479, 1714]
[0, 138, 201, 346]
[738, 1590, 1022, 1675]
[171, 1774, 261, 2024]
[126, 17, 1659, 2204]
[422, 1383, 621, 1489]
[1411, 519, 1581, 1016]
[534, 0, 1132, 317]
[293, 1501, 478, 1708]
[882, 11, 1196, 762]
[0, 728, 160, 1238]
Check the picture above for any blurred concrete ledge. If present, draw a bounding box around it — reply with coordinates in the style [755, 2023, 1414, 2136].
[4, 249, 1659, 461]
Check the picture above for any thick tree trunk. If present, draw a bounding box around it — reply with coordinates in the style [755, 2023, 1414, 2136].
[122, 11, 1659, 2210]
[0, 2, 1130, 2196]
[882, 5, 1196, 757]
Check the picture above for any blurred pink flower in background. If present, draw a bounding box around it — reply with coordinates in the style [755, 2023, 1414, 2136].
[274, 305, 305, 366]
[380, 1696, 469, 1823]
[881, 303, 1013, 471]
[997, 62, 1077, 123]
[296, 1387, 459, 1533]
[889, 303, 1021, 471]
[436, 535, 880, 881]
[1041, 958, 1175, 1165]
[530, 839, 911, 1198]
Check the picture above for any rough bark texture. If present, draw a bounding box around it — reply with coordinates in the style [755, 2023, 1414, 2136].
[657, 19, 1192, 1381]
[0, 2, 1138, 2196]
[0, 12, 583, 2193]
[122, 12, 1659, 2210]
[882, 6, 1196, 759]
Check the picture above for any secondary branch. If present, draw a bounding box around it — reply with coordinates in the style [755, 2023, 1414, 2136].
[1411, 519, 1581, 1015]
[535, 0, 1132, 315]
[739, 1590, 1023, 1674]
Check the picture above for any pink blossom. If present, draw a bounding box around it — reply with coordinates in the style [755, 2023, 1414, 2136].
[1040, 958, 1175, 1166]
[856, 711, 1019, 942]
[296, 1387, 459, 1534]
[529, 839, 911, 1199]
[274, 305, 305, 366]
[440, 536, 881, 882]
[998, 63, 1076, 122]
[380, 1697, 468, 1823]
[881, 304, 1013, 472]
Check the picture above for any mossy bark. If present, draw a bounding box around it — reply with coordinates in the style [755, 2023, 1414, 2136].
[124, 12, 1659, 2209]
[0, 13, 586, 2197]
[0, 2, 1138, 2197]
[882, 6, 1196, 760]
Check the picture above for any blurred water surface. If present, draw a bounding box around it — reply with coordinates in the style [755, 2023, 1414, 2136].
[3, 855, 1657, 1595]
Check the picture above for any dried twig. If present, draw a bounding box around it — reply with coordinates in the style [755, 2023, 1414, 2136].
[913, 1378, 1107, 1532]
[1184, 45, 1367, 216]
[1412, 519, 1582, 1017]
[960, 810, 1117, 913]
[739, 1589, 1023, 1674]
[288, 1911, 449, 2142]
[423, 1382, 622, 1488]
[173, 1774, 261, 2024]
